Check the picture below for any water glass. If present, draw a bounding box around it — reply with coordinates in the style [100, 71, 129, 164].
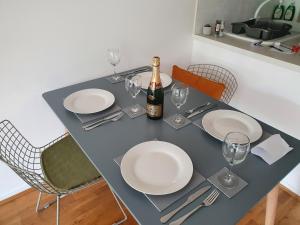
[218, 132, 250, 188]
[107, 48, 121, 81]
[125, 76, 142, 113]
[171, 83, 189, 124]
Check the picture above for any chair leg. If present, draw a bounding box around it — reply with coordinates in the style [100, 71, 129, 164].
[35, 191, 60, 212]
[35, 192, 42, 212]
[111, 190, 128, 225]
[56, 195, 61, 225]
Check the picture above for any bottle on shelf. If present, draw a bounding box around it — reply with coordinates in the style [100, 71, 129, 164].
[284, 0, 296, 21]
[214, 20, 221, 37]
[219, 21, 225, 37]
[146, 56, 164, 120]
[272, 0, 285, 20]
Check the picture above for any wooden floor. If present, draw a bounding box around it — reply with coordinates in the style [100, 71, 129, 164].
[0, 180, 299, 225]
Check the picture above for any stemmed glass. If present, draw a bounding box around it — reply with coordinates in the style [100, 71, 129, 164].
[125, 75, 142, 114]
[107, 48, 121, 81]
[218, 132, 250, 189]
[171, 83, 189, 125]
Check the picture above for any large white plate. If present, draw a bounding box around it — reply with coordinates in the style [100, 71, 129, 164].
[121, 141, 193, 195]
[202, 110, 263, 143]
[135, 72, 172, 89]
[63, 89, 115, 114]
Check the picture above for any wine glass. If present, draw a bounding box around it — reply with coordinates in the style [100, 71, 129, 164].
[107, 48, 121, 81]
[171, 83, 189, 124]
[125, 75, 142, 114]
[218, 132, 250, 189]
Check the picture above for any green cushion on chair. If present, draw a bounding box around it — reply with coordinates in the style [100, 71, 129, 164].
[41, 135, 100, 191]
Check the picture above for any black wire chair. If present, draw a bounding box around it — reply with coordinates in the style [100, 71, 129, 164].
[187, 64, 238, 104]
[0, 120, 127, 225]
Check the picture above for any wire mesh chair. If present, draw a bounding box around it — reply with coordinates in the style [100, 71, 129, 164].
[187, 64, 238, 104]
[0, 120, 127, 225]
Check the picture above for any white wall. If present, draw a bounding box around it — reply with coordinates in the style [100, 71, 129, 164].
[0, 0, 196, 200]
[192, 39, 300, 194]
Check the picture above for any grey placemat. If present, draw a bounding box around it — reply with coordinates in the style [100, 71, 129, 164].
[123, 104, 146, 119]
[208, 167, 248, 199]
[106, 66, 152, 84]
[75, 105, 121, 124]
[164, 114, 191, 130]
[114, 154, 205, 212]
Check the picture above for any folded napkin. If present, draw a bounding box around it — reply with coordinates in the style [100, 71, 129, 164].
[75, 104, 121, 124]
[251, 134, 293, 165]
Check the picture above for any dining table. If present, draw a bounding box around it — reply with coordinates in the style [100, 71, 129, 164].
[43, 66, 300, 225]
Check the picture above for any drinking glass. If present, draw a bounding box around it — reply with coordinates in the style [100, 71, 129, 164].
[125, 75, 142, 113]
[107, 48, 121, 81]
[218, 132, 250, 188]
[171, 83, 189, 124]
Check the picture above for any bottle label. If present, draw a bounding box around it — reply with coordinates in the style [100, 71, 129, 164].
[149, 81, 162, 90]
[146, 104, 162, 117]
[285, 10, 293, 20]
[274, 8, 283, 19]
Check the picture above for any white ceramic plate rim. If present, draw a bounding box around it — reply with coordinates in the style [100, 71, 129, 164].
[63, 88, 115, 114]
[202, 109, 263, 143]
[120, 141, 193, 195]
[135, 72, 172, 89]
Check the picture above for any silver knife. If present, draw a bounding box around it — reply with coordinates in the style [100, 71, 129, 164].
[84, 112, 124, 131]
[183, 102, 211, 118]
[186, 104, 218, 119]
[82, 111, 122, 129]
[160, 185, 211, 224]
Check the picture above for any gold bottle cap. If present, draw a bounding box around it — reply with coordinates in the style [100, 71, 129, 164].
[152, 56, 160, 67]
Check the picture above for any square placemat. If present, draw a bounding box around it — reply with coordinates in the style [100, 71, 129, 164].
[123, 104, 146, 119]
[164, 114, 191, 130]
[114, 154, 206, 212]
[106, 75, 125, 83]
[106, 66, 152, 84]
[208, 167, 248, 198]
[76, 105, 122, 124]
[192, 117, 205, 131]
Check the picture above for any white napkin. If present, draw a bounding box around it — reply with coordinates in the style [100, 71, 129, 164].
[251, 134, 293, 165]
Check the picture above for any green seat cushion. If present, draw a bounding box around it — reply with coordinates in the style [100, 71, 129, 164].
[41, 135, 100, 191]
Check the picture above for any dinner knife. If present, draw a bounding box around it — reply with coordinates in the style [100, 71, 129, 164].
[186, 104, 218, 119]
[183, 102, 211, 118]
[82, 111, 123, 129]
[84, 112, 124, 131]
[160, 185, 211, 224]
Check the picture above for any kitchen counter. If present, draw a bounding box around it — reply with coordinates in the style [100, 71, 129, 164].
[193, 34, 300, 73]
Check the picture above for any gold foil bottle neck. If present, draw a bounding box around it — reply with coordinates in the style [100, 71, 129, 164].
[152, 56, 160, 67]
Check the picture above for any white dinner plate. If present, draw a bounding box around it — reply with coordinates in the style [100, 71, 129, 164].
[63, 89, 115, 114]
[135, 72, 172, 89]
[202, 110, 263, 143]
[120, 141, 193, 195]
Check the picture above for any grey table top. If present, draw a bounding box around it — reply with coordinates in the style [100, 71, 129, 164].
[43, 71, 300, 225]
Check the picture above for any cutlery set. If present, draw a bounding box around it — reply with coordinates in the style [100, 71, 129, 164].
[160, 185, 211, 223]
[82, 102, 217, 131]
[168, 189, 220, 225]
[184, 102, 218, 119]
[83, 111, 124, 131]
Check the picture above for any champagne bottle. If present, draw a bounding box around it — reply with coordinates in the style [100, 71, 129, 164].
[146, 56, 164, 120]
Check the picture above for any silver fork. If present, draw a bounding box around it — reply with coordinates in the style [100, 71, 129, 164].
[84, 112, 124, 131]
[169, 189, 220, 225]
